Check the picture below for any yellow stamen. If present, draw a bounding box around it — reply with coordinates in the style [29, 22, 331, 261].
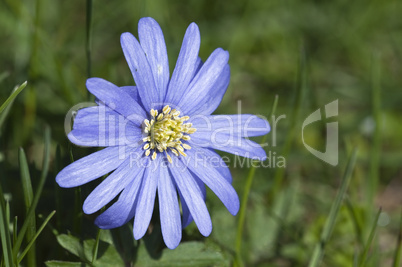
[166, 154, 172, 163]
[142, 105, 195, 163]
[182, 143, 191, 150]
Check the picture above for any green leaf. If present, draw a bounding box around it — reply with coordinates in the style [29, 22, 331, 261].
[83, 238, 125, 267]
[0, 81, 27, 114]
[136, 241, 229, 267]
[56, 234, 89, 263]
[55, 233, 126, 266]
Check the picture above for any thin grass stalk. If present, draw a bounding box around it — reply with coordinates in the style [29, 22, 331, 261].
[359, 207, 382, 267]
[12, 127, 51, 260]
[308, 148, 358, 267]
[19, 148, 37, 266]
[270, 47, 307, 202]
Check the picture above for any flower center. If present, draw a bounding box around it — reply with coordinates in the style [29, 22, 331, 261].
[142, 105, 196, 163]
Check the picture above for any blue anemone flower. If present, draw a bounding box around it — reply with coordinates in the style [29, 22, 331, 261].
[56, 17, 270, 249]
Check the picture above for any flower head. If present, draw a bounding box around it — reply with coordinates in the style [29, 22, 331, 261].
[57, 17, 270, 249]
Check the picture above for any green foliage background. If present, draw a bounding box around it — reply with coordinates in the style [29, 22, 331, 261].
[1, 0, 401, 266]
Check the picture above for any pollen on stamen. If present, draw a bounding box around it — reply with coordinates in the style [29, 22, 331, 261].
[142, 105, 195, 162]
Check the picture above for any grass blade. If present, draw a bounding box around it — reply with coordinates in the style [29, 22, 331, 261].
[234, 95, 279, 267]
[12, 126, 51, 259]
[0, 183, 14, 267]
[55, 145, 62, 229]
[17, 211, 56, 264]
[359, 207, 382, 267]
[308, 148, 358, 267]
[0, 81, 27, 114]
[19, 148, 37, 266]
[345, 197, 364, 248]
[13, 216, 18, 245]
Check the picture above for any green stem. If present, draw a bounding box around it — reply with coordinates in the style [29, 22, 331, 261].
[234, 95, 278, 267]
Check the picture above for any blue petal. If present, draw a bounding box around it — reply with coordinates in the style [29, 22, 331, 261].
[158, 163, 181, 249]
[189, 133, 267, 160]
[164, 23, 200, 107]
[169, 158, 212, 237]
[133, 157, 159, 240]
[68, 106, 142, 147]
[56, 146, 130, 188]
[191, 57, 203, 81]
[86, 78, 146, 125]
[204, 148, 232, 183]
[183, 148, 239, 215]
[83, 152, 146, 214]
[94, 172, 144, 229]
[180, 174, 206, 228]
[121, 32, 159, 111]
[191, 114, 270, 138]
[187, 64, 230, 116]
[119, 86, 143, 107]
[138, 18, 169, 103]
[177, 48, 229, 115]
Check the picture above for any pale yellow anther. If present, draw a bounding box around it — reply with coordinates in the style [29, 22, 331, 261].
[171, 149, 179, 156]
[166, 154, 172, 163]
[157, 113, 163, 121]
[144, 119, 150, 127]
[150, 109, 158, 117]
[162, 105, 171, 114]
[143, 143, 150, 150]
[182, 135, 191, 141]
[182, 143, 191, 150]
[152, 151, 157, 160]
[157, 145, 163, 152]
[187, 128, 197, 134]
[178, 150, 187, 157]
[145, 149, 151, 156]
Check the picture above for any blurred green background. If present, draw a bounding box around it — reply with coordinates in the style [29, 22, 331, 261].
[1, 0, 401, 266]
